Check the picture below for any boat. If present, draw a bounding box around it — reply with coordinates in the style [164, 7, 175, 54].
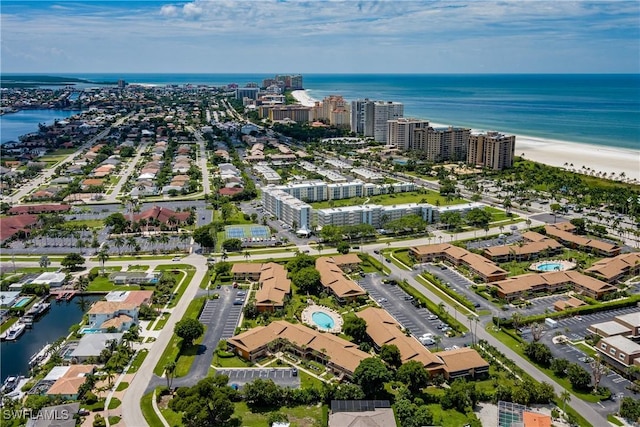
[1, 376, 24, 394]
[3, 322, 26, 341]
[29, 343, 51, 367]
[21, 315, 33, 327]
[26, 301, 51, 318]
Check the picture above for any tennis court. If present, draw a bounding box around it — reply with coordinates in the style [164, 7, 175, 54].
[224, 225, 271, 240]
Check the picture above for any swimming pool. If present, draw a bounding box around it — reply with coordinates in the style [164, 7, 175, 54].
[536, 262, 563, 272]
[311, 311, 335, 329]
[12, 297, 31, 308]
[530, 259, 576, 272]
[80, 327, 103, 334]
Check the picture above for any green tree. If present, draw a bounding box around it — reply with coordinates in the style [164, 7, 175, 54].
[97, 248, 110, 276]
[164, 361, 176, 390]
[169, 376, 238, 427]
[336, 242, 350, 254]
[441, 379, 478, 412]
[379, 344, 402, 369]
[353, 357, 392, 398]
[567, 363, 592, 391]
[286, 253, 315, 274]
[396, 360, 430, 393]
[61, 253, 85, 270]
[292, 267, 321, 295]
[39, 255, 51, 270]
[394, 398, 433, 427]
[465, 208, 492, 228]
[175, 318, 204, 347]
[619, 397, 640, 422]
[104, 213, 129, 234]
[243, 378, 283, 409]
[343, 317, 368, 344]
[221, 238, 242, 252]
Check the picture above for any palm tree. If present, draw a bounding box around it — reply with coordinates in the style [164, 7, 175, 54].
[113, 236, 125, 256]
[39, 255, 51, 270]
[244, 251, 251, 261]
[159, 234, 170, 252]
[97, 247, 110, 275]
[560, 390, 571, 414]
[164, 361, 176, 390]
[179, 232, 190, 251]
[433, 335, 442, 351]
[126, 236, 137, 253]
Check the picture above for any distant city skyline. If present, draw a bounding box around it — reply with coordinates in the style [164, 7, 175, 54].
[1, 0, 639, 74]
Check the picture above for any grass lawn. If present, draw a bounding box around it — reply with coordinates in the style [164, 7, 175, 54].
[127, 264, 151, 271]
[88, 274, 141, 292]
[65, 219, 104, 229]
[154, 297, 205, 376]
[427, 404, 476, 427]
[1, 317, 19, 333]
[128, 349, 149, 374]
[108, 397, 122, 410]
[608, 414, 624, 426]
[415, 274, 475, 317]
[175, 327, 207, 377]
[141, 392, 164, 427]
[310, 190, 466, 209]
[300, 371, 324, 388]
[573, 342, 597, 357]
[233, 401, 323, 427]
[115, 382, 129, 392]
[90, 255, 176, 261]
[486, 326, 605, 403]
[108, 416, 121, 425]
[159, 406, 182, 427]
[153, 312, 171, 331]
[154, 265, 195, 308]
[212, 354, 252, 368]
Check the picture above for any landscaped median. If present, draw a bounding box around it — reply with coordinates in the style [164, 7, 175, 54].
[153, 296, 206, 377]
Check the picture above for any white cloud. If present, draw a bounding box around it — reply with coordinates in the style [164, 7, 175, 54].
[182, 2, 204, 19]
[160, 5, 179, 17]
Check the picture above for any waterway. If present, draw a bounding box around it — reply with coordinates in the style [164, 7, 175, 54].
[0, 109, 81, 144]
[0, 295, 100, 383]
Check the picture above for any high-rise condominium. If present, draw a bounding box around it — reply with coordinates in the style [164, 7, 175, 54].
[413, 126, 471, 162]
[467, 131, 516, 170]
[350, 99, 404, 143]
[387, 118, 430, 151]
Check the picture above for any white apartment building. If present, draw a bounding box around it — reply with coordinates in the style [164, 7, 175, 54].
[351, 168, 384, 183]
[262, 188, 311, 231]
[316, 169, 347, 183]
[432, 202, 485, 222]
[387, 118, 430, 151]
[467, 131, 516, 171]
[253, 164, 281, 184]
[273, 181, 328, 202]
[350, 99, 404, 143]
[315, 203, 434, 229]
[324, 159, 352, 170]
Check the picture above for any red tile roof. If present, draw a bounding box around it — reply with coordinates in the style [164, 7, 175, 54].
[0, 214, 38, 242]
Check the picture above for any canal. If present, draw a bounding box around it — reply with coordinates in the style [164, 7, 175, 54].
[0, 109, 81, 144]
[0, 295, 101, 383]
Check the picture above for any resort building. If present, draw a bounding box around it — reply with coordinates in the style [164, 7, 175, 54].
[356, 307, 489, 380]
[254, 263, 292, 312]
[490, 271, 616, 301]
[597, 335, 640, 368]
[314, 95, 350, 128]
[410, 244, 508, 283]
[544, 223, 621, 257]
[467, 131, 516, 170]
[483, 232, 564, 262]
[227, 320, 369, 378]
[261, 187, 311, 231]
[585, 253, 640, 283]
[133, 205, 190, 227]
[264, 105, 312, 123]
[316, 255, 366, 302]
[231, 263, 264, 281]
[387, 118, 430, 151]
[413, 126, 470, 163]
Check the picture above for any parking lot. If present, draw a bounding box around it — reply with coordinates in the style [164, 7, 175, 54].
[215, 368, 300, 389]
[466, 229, 523, 250]
[514, 294, 569, 316]
[419, 264, 489, 312]
[552, 306, 640, 342]
[199, 288, 245, 339]
[358, 273, 469, 349]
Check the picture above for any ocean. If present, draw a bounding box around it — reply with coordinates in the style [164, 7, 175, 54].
[4, 74, 639, 150]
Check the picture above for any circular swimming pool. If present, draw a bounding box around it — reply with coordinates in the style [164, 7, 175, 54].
[311, 311, 335, 329]
[530, 260, 576, 272]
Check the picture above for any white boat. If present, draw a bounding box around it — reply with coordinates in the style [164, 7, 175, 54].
[26, 302, 51, 318]
[4, 322, 26, 341]
[29, 343, 51, 367]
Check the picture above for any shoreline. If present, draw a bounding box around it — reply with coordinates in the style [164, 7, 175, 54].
[291, 90, 640, 182]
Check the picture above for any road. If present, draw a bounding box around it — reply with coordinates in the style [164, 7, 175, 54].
[10, 113, 133, 204]
[102, 140, 150, 203]
[189, 127, 211, 195]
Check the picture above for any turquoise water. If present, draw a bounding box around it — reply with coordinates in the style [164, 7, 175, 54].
[59, 73, 639, 150]
[80, 328, 103, 334]
[311, 311, 335, 329]
[536, 263, 563, 272]
[12, 297, 31, 308]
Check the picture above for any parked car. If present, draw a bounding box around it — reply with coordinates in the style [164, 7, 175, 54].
[233, 299, 244, 305]
[428, 315, 439, 320]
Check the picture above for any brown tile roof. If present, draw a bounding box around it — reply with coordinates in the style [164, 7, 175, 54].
[123, 290, 154, 307]
[585, 253, 640, 281]
[356, 307, 443, 368]
[554, 297, 587, 311]
[545, 223, 620, 254]
[255, 263, 291, 307]
[231, 263, 264, 274]
[88, 301, 137, 315]
[47, 365, 96, 396]
[8, 204, 71, 215]
[437, 347, 489, 375]
[330, 253, 362, 266]
[100, 314, 133, 329]
[228, 321, 368, 374]
[0, 214, 38, 242]
[483, 238, 563, 258]
[492, 271, 616, 296]
[316, 257, 366, 299]
[411, 244, 507, 279]
[133, 206, 190, 224]
[81, 178, 104, 187]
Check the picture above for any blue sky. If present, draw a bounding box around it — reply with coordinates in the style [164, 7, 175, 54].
[1, 0, 639, 73]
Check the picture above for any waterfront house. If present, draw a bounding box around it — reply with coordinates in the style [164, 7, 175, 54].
[108, 272, 162, 286]
[46, 365, 96, 400]
[86, 301, 138, 333]
[68, 333, 124, 363]
[31, 272, 67, 287]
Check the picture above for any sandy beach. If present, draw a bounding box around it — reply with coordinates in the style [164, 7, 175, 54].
[291, 90, 639, 182]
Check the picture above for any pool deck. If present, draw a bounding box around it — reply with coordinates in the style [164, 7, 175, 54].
[529, 259, 577, 272]
[301, 303, 343, 334]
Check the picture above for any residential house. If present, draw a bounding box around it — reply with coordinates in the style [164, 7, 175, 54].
[329, 401, 397, 427]
[46, 365, 96, 400]
[86, 301, 139, 333]
[68, 333, 124, 363]
[108, 272, 162, 285]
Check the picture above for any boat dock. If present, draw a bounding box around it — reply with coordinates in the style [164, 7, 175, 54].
[50, 290, 78, 302]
